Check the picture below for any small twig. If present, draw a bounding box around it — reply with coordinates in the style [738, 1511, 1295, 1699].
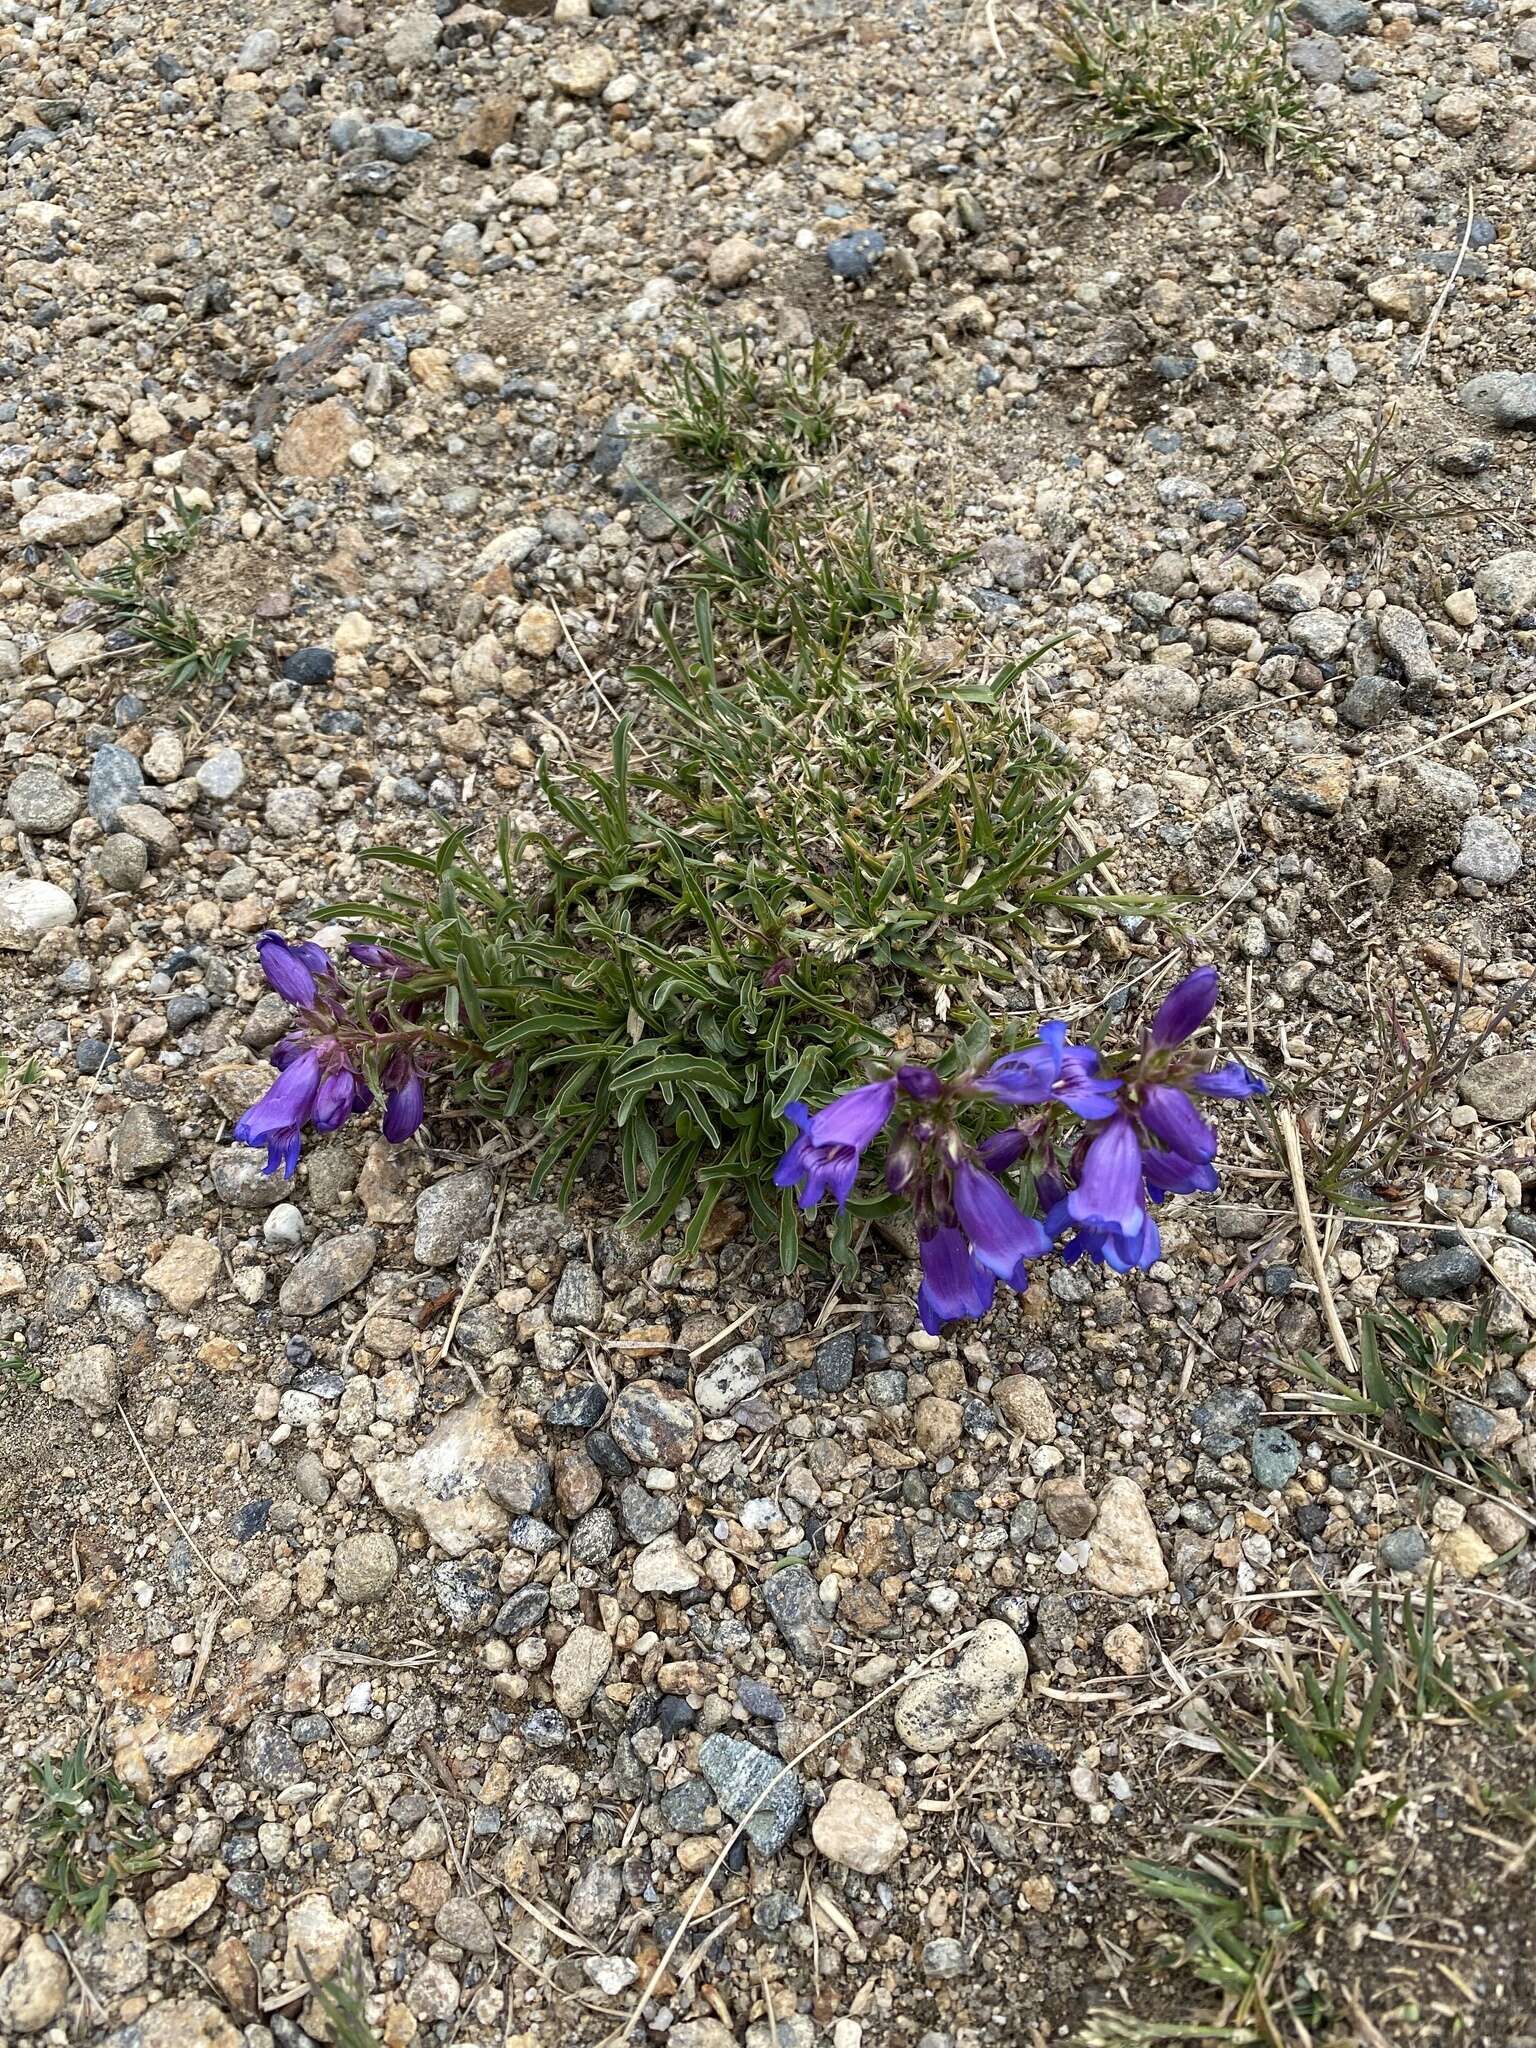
[187, 1598, 225, 1705]
[1410, 187, 1475, 376]
[1378, 689, 1536, 768]
[116, 1403, 241, 1601]
[434, 1174, 511, 1394]
[1276, 1108, 1357, 1380]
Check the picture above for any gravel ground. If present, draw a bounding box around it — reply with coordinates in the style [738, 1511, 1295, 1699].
[3, 1, 1535, 2045]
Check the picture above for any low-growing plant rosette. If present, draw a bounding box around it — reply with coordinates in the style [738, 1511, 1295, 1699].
[774, 965, 1265, 1333]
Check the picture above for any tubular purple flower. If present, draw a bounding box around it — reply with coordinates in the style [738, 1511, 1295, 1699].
[897, 1065, 942, 1100]
[382, 1067, 426, 1143]
[917, 1226, 995, 1336]
[257, 931, 328, 1008]
[773, 1078, 897, 1212]
[234, 1048, 323, 1177]
[1137, 1082, 1218, 1165]
[977, 1021, 1120, 1120]
[1066, 1115, 1147, 1237]
[1149, 966, 1220, 1049]
[348, 940, 419, 981]
[976, 1127, 1030, 1174]
[312, 1063, 371, 1134]
[952, 1156, 1051, 1282]
[1194, 1060, 1267, 1100]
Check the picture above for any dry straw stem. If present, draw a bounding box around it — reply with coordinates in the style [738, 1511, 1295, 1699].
[606, 1632, 977, 2042]
[1275, 1106, 1357, 1379]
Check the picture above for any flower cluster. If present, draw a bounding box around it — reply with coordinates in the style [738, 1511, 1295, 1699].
[775, 966, 1265, 1334]
[234, 933, 431, 1177]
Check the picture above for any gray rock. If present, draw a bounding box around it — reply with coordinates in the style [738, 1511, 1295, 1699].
[114, 1103, 180, 1182]
[414, 1169, 493, 1267]
[698, 1734, 805, 1854]
[243, 1718, 302, 1789]
[374, 120, 434, 163]
[1190, 1385, 1263, 1455]
[1290, 32, 1345, 85]
[18, 490, 124, 546]
[435, 1896, 495, 1955]
[1405, 757, 1478, 818]
[265, 785, 322, 837]
[433, 1553, 500, 1631]
[1294, 0, 1368, 30]
[1339, 675, 1404, 730]
[552, 1257, 603, 1327]
[894, 1620, 1030, 1752]
[211, 1146, 289, 1208]
[696, 1343, 764, 1416]
[619, 1480, 677, 1545]
[7, 767, 81, 837]
[760, 1561, 832, 1662]
[1378, 1526, 1427, 1572]
[0, 1932, 69, 2034]
[235, 27, 281, 70]
[1448, 1398, 1497, 1451]
[1460, 1052, 1536, 1124]
[1398, 1245, 1482, 1299]
[195, 749, 245, 800]
[1375, 605, 1437, 685]
[609, 1380, 702, 1468]
[91, 834, 149, 893]
[278, 1230, 378, 1315]
[52, 1345, 121, 1417]
[1289, 608, 1349, 660]
[333, 1531, 398, 1603]
[1474, 551, 1536, 614]
[1250, 1426, 1301, 1489]
[1458, 370, 1536, 429]
[826, 229, 886, 280]
[1453, 815, 1522, 884]
[88, 744, 145, 828]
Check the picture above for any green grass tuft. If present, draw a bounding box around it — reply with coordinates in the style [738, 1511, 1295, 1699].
[72, 496, 251, 693]
[1048, 0, 1324, 172]
[1264, 404, 1463, 554]
[650, 334, 841, 491]
[27, 1738, 162, 1930]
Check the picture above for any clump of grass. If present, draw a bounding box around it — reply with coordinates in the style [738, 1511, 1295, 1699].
[72, 496, 250, 692]
[1298, 1306, 1524, 1499]
[27, 1738, 162, 1930]
[326, 333, 1169, 1267]
[1281, 974, 1514, 1216]
[650, 335, 841, 491]
[1083, 1589, 1529, 2046]
[2, 1344, 41, 1391]
[1264, 404, 1462, 553]
[305, 1964, 385, 2048]
[1047, 0, 1323, 172]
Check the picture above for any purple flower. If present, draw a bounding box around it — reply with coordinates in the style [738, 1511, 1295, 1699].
[1066, 1115, 1146, 1239]
[897, 1064, 942, 1101]
[951, 1155, 1051, 1283]
[348, 940, 419, 982]
[1149, 966, 1219, 1049]
[774, 1077, 898, 1211]
[257, 931, 332, 1008]
[234, 1050, 321, 1177]
[382, 1057, 426, 1143]
[978, 1021, 1120, 1121]
[917, 1226, 996, 1336]
[1194, 1059, 1267, 1100]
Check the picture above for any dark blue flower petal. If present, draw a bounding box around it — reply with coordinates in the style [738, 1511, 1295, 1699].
[1149, 966, 1219, 1048]
[1193, 1060, 1267, 1099]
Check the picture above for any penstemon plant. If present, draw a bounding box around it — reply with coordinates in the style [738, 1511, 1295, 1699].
[235, 922, 1262, 1332]
[771, 965, 1264, 1332]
